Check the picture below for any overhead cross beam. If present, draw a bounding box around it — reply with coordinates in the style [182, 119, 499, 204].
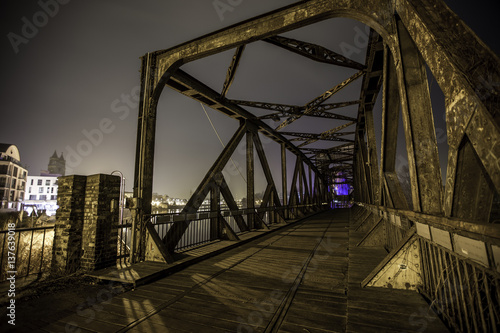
[297, 121, 356, 148]
[281, 131, 355, 143]
[230, 100, 301, 114]
[276, 70, 364, 130]
[228, 99, 359, 121]
[314, 100, 361, 112]
[263, 35, 365, 70]
[313, 155, 353, 164]
[302, 142, 355, 155]
[261, 109, 357, 121]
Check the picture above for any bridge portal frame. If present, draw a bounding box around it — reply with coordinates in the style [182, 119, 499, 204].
[133, 0, 499, 248]
[131, 0, 499, 308]
[130, 1, 499, 329]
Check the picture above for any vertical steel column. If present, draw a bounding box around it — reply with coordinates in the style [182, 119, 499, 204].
[380, 44, 408, 210]
[364, 103, 380, 205]
[132, 53, 155, 263]
[246, 125, 255, 229]
[308, 166, 313, 206]
[298, 158, 304, 205]
[394, 19, 443, 214]
[210, 181, 221, 240]
[132, 55, 181, 262]
[281, 143, 288, 219]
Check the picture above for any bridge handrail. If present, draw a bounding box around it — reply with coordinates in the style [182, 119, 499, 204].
[0, 225, 55, 282]
[0, 225, 55, 234]
[357, 203, 500, 241]
[146, 203, 321, 225]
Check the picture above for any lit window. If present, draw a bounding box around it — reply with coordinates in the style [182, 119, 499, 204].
[38, 188, 43, 193]
[31, 179, 34, 186]
[29, 195, 36, 200]
[51, 187, 54, 193]
[45, 180, 50, 186]
[29, 187, 31, 193]
[47, 187, 50, 193]
[39, 195, 47, 200]
[37, 179, 42, 185]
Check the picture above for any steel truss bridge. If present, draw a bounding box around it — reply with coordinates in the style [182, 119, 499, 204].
[121, 1, 499, 331]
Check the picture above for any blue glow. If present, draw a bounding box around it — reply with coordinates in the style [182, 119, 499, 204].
[333, 172, 350, 196]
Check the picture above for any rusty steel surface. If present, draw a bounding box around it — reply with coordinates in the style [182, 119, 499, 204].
[131, 2, 499, 329]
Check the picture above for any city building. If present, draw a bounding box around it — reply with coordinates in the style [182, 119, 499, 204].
[23, 150, 66, 216]
[0, 144, 28, 212]
[47, 150, 65, 176]
[24, 175, 59, 216]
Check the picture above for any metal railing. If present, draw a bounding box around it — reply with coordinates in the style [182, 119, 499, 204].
[357, 203, 500, 333]
[144, 203, 322, 253]
[149, 205, 290, 252]
[0, 226, 54, 282]
[419, 237, 499, 333]
[116, 223, 132, 263]
[116, 203, 324, 262]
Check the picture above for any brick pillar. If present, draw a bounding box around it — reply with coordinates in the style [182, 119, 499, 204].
[52, 175, 87, 275]
[80, 174, 120, 271]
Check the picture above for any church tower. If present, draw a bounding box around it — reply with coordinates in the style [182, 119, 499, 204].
[48, 150, 66, 176]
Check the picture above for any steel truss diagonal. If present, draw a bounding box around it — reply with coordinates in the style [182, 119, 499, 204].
[276, 70, 364, 130]
[263, 35, 365, 70]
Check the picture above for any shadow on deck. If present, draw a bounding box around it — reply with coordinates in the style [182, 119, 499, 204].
[86, 215, 308, 287]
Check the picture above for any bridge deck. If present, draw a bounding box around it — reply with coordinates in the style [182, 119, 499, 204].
[35, 209, 447, 332]
[86, 220, 293, 287]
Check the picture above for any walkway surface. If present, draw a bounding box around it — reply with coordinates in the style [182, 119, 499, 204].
[4, 209, 449, 332]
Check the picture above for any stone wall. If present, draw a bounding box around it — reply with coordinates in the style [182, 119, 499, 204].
[81, 174, 120, 271]
[52, 174, 120, 274]
[52, 175, 86, 274]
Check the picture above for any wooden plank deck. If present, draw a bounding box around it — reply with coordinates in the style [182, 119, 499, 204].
[11, 208, 449, 332]
[87, 219, 299, 286]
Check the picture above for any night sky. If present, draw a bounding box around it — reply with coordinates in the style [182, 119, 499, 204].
[0, 1, 497, 200]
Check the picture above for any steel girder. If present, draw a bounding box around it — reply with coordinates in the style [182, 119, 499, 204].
[281, 131, 355, 143]
[132, 0, 500, 282]
[228, 99, 359, 121]
[263, 35, 365, 70]
[275, 70, 364, 130]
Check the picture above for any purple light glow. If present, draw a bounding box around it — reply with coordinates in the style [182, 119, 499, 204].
[333, 172, 350, 196]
